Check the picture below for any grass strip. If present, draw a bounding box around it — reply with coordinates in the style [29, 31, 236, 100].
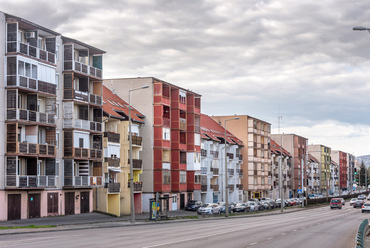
[0, 225, 55, 230]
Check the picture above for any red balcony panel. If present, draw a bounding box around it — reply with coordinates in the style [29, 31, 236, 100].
[194, 146, 201, 152]
[194, 107, 201, 114]
[172, 182, 179, 192]
[154, 95, 162, 104]
[153, 161, 162, 170]
[171, 162, 179, 170]
[187, 144, 195, 152]
[179, 102, 186, 110]
[163, 140, 171, 148]
[163, 97, 170, 105]
[180, 143, 187, 150]
[179, 163, 186, 170]
[163, 184, 171, 192]
[179, 183, 187, 191]
[153, 170, 163, 192]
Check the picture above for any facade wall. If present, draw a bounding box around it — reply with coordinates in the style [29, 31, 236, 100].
[0, 13, 5, 190]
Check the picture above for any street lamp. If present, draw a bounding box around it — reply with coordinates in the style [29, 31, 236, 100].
[353, 26, 370, 32]
[129, 85, 149, 224]
[224, 117, 239, 217]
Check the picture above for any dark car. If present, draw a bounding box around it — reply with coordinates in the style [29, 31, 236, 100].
[354, 200, 364, 208]
[185, 200, 202, 211]
[219, 202, 232, 213]
[234, 203, 250, 212]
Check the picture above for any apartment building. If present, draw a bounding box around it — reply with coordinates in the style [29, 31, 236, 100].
[211, 115, 271, 200]
[94, 86, 145, 216]
[331, 150, 348, 193]
[103, 78, 201, 211]
[307, 154, 320, 194]
[330, 160, 339, 194]
[270, 139, 291, 199]
[272, 134, 308, 198]
[348, 153, 355, 191]
[308, 145, 331, 196]
[0, 12, 104, 220]
[200, 113, 244, 204]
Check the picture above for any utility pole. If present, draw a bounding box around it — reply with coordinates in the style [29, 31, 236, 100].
[278, 115, 283, 212]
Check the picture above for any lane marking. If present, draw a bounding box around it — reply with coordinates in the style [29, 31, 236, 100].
[250, 242, 258, 246]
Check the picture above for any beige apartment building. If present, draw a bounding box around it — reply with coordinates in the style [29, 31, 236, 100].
[272, 134, 308, 198]
[308, 144, 332, 196]
[211, 115, 271, 200]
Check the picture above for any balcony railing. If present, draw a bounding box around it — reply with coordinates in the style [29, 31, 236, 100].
[236, 169, 243, 176]
[201, 185, 207, 191]
[228, 169, 234, 176]
[128, 159, 143, 170]
[104, 132, 120, 143]
[236, 154, 243, 161]
[106, 182, 121, 193]
[6, 175, 57, 187]
[227, 153, 234, 160]
[63, 119, 102, 132]
[228, 184, 235, 191]
[7, 41, 55, 64]
[128, 181, 143, 191]
[210, 184, 219, 191]
[64, 147, 102, 159]
[7, 142, 56, 156]
[128, 136, 142, 146]
[63, 89, 102, 105]
[7, 109, 55, 125]
[236, 184, 243, 190]
[201, 149, 207, 157]
[7, 76, 57, 95]
[64, 176, 103, 187]
[104, 157, 120, 167]
[64, 59, 102, 79]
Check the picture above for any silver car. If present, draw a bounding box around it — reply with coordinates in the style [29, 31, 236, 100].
[197, 203, 220, 215]
[362, 202, 370, 213]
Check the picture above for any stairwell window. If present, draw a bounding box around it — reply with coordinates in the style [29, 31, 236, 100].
[163, 170, 171, 185]
[163, 128, 170, 140]
[180, 171, 186, 183]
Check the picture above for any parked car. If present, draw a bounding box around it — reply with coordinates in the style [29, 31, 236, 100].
[367, 195, 370, 201]
[275, 199, 282, 208]
[249, 198, 259, 202]
[284, 199, 291, 207]
[197, 203, 220, 215]
[353, 200, 364, 208]
[261, 197, 271, 201]
[269, 200, 277, 209]
[261, 201, 272, 210]
[358, 195, 365, 201]
[350, 198, 357, 206]
[234, 203, 250, 212]
[339, 198, 345, 205]
[362, 202, 370, 213]
[218, 202, 232, 213]
[247, 201, 259, 211]
[185, 200, 202, 211]
[330, 198, 342, 209]
[288, 199, 297, 206]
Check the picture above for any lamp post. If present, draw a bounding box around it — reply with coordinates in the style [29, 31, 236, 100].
[224, 117, 239, 217]
[129, 85, 149, 224]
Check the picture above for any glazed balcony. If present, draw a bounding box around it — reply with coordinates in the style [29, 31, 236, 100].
[64, 147, 102, 160]
[7, 41, 56, 64]
[227, 153, 234, 160]
[163, 118, 171, 128]
[7, 109, 55, 125]
[63, 119, 102, 132]
[6, 175, 57, 188]
[64, 59, 102, 79]
[6, 142, 56, 156]
[63, 89, 102, 105]
[64, 176, 103, 187]
[128, 159, 143, 170]
[7, 76, 56, 95]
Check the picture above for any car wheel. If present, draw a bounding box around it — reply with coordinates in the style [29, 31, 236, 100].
[362, 210, 364, 213]
[339, 207, 342, 209]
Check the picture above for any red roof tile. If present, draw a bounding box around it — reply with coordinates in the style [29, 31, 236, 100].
[103, 86, 144, 123]
[270, 139, 291, 157]
[200, 114, 243, 146]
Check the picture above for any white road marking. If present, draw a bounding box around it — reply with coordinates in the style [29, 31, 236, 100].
[250, 242, 258, 246]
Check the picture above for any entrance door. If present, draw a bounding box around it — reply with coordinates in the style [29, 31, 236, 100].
[8, 194, 21, 220]
[172, 194, 177, 210]
[80, 191, 90, 213]
[180, 194, 185, 209]
[65, 192, 75, 215]
[28, 193, 41, 219]
[47, 192, 58, 216]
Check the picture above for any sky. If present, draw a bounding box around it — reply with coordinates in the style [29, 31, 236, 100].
[2, 0, 370, 156]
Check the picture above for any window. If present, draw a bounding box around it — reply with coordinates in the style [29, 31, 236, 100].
[163, 170, 171, 185]
[163, 128, 170, 140]
[56, 161, 59, 176]
[18, 31, 22, 43]
[180, 171, 186, 183]
[56, 132, 59, 148]
[261, 164, 264, 171]
[18, 94, 22, 109]
[56, 74, 59, 89]
[79, 138, 84, 148]
[56, 45, 59, 61]
[195, 173, 201, 184]
[56, 103, 59, 118]
[261, 177, 265, 185]
[254, 177, 257, 184]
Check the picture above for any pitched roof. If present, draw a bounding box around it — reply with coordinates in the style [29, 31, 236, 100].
[200, 113, 243, 146]
[308, 154, 319, 163]
[270, 139, 291, 157]
[103, 85, 145, 123]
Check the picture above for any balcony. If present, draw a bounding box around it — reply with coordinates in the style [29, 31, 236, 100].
[63, 90, 102, 105]
[63, 119, 102, 132]
[128, 136, 142, 146]
[104, 157, 120, 167]
[6, 142, 56, 156]
[201, 167, 207, 174]
[227, 153, 234, 160]
[64, 147, 102, 160]
[128, 181, 143, 191]
[228, 184, 235, 191]
[163, 118, 171, 128]
[6, 175, 57, 188]
[128, 159, 143, 170]
[64, 176, 103, 187]
[236, 154, 243, 161]
[104, 132, 120, 143]
[210, 150, 219, 159]
[7, 76, 56, 95]
[106, 182, 121, 193]
[201, 149, 207, 157]
[236, 169, 243, 176]
[236, 184, 243, 190]
[7, 109, 55, 125]
[64, 59, 102, 79]
[7, 41, 55, 64]
[210, 184, 219, 191]
[179, 118, 186, 130]
[201, 185, 207, 191]
[228, 168, 234, 176]
[211, 167, 219, 175]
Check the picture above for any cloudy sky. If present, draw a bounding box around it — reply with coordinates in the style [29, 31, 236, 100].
[2, 0, 370, 156]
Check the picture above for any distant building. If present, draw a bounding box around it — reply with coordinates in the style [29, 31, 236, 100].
[307, 154, 320, 194]
[308, 145, 332, 196]
[331, 150, 348, 193]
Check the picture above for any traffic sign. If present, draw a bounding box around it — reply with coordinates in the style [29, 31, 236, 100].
[297, 189, 302, 194]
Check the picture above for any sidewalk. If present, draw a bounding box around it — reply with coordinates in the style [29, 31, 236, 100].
[0, 207, 301, 235]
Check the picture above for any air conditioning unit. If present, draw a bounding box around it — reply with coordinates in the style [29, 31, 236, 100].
[26, 32, 35, 39]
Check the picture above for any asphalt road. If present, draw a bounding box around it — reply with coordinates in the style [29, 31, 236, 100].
[0, 203, 367, 248]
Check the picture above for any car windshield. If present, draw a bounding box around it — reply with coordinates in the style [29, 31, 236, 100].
[249, 202, 255, 205]
[188, 201, 197, 204]
[331, 200, 340, 203]
[219, 203, 226, 206]
[351, 198, 357, 201]
[364, 204, 370, 206]
[236, 203, 244, 206]
[201, 204, 210, 207]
